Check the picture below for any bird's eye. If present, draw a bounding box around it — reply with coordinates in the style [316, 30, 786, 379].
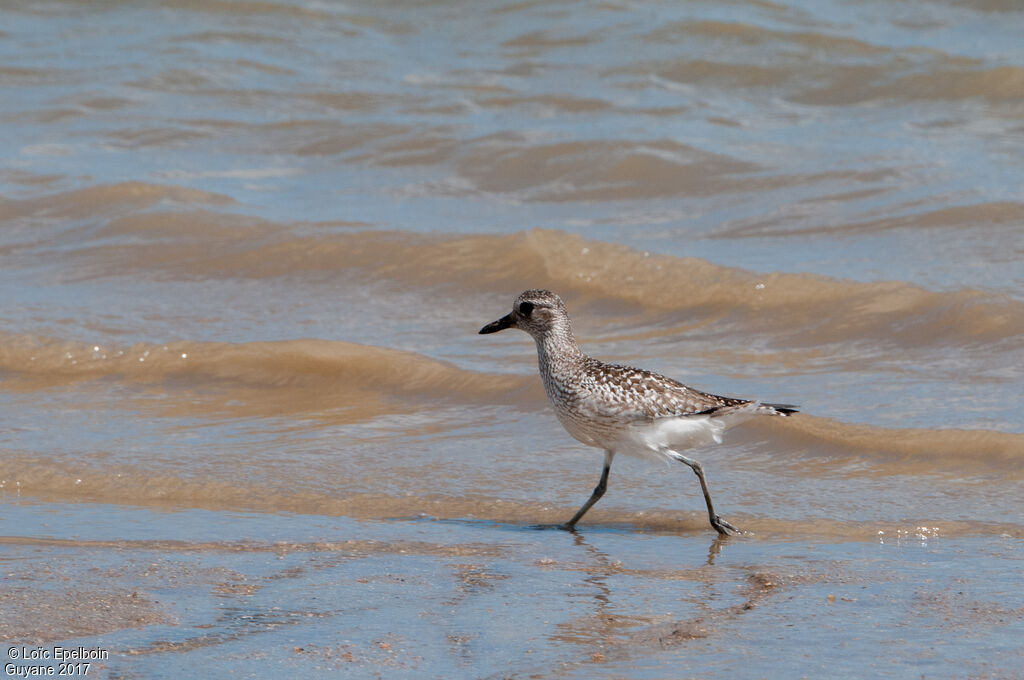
[518, 301, 534, 316]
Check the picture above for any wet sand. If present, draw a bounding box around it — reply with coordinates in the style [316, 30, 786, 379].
[3, 502, 1022, 678]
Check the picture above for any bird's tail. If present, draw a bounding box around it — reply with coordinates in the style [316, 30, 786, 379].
[759, 402, 799, 416]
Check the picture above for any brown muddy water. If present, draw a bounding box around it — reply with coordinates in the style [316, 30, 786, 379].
[1, 0, 1023, 677]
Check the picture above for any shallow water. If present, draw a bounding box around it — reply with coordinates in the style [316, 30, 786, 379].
[1, 0, 1023, 677]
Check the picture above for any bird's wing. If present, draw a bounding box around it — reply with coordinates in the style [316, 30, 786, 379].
[578, 360, 749, 421]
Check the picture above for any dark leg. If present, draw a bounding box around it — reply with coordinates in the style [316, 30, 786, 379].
[560, 450, 614, 530]
[671, 452, 740, 536]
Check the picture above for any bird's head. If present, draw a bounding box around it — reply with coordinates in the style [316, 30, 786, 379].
[479, 289, 572, 342]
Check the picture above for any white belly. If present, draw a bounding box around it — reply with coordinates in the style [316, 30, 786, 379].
[617, 402, 762, 461]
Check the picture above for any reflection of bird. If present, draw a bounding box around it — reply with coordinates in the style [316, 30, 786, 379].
[480, 289, 797, 535]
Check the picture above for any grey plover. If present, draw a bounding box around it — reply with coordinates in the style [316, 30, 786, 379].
[480, 289, 797, 535]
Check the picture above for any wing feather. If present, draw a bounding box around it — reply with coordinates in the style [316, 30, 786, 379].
[577, 358, 749, 420]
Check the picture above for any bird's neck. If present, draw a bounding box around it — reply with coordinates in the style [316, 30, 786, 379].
[534, 328, 585, 378]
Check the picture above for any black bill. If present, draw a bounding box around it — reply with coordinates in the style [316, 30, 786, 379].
[479, 312, 514, 334]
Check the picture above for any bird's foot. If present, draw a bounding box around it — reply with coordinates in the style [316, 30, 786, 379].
[711, 515, 741, 536]
[529, 523, 577, 532]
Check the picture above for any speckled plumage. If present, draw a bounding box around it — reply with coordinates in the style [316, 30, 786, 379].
[480, 289, 798, 536]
